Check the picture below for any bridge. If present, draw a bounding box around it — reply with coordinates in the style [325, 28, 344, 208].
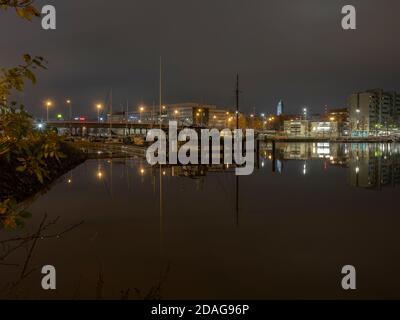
[45, 120, 205, 136]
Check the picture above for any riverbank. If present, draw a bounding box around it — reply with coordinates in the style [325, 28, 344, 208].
[0, 142, 87, 203]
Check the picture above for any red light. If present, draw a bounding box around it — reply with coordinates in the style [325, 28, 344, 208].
[79, 117, 86, 121]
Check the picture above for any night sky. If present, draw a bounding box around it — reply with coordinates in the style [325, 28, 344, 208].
[1, 0, 400, 118]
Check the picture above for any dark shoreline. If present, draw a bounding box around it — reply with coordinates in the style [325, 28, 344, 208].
[0, 142, 87, 204]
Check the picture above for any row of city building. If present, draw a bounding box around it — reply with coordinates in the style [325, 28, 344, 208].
[108, 102, 246, 128]
[105, 88, 400, 137]
[282, 89, 400, 137]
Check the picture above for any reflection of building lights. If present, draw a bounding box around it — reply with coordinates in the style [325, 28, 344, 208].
[163, 171, 166, 175]
[97, 171, 103, 179]
[261, 161, 265, 167]
[140, 168, 145, 174]
[355, 167, 360, 174]
[67, 179, 72, 184]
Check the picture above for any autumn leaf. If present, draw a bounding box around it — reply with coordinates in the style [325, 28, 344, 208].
[3, 216, 17, 229]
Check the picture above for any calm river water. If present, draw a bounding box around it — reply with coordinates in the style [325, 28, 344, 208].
[1, 142, 399, 299]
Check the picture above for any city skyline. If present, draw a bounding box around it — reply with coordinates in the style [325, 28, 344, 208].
[2, 0, 400, 117]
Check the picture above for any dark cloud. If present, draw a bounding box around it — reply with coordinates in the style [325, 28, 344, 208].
[1, 0, 399, 118]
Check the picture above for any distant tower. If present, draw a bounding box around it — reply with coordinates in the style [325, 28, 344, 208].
[277, 100, 284, 116]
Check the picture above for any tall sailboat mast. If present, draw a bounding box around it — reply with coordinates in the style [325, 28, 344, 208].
[236, 74, 239, 130]
[109, 89, 113, 136]
[159, 56, 164, 255]
[235, 74, 240, 227]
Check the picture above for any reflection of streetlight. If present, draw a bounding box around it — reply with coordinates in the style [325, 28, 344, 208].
[97, 171, 103, 179]
[96, 104, 102, 123]
[45, 100, 52, 122]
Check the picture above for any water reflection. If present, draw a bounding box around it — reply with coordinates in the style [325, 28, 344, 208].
[1, 143, 400, 299]
[259, 142, 400, 190]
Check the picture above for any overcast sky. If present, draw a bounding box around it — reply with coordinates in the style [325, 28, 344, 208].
[1, 0, 400, 118]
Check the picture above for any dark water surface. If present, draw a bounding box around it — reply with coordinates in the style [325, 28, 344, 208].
[1, 142, 399, 299]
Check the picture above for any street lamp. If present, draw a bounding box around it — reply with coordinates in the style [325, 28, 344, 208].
[66, 99, 72, 134]
[355, 109, 361, 133]
[303, 107, 308, 120]
[66, 99, 72, 119]
[139, 106, 145, 123]
[96, 104, 102, 123]
[173, 109, 179, 125]
[66, 99, 72, 120]
[45, 100, 52, 122]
